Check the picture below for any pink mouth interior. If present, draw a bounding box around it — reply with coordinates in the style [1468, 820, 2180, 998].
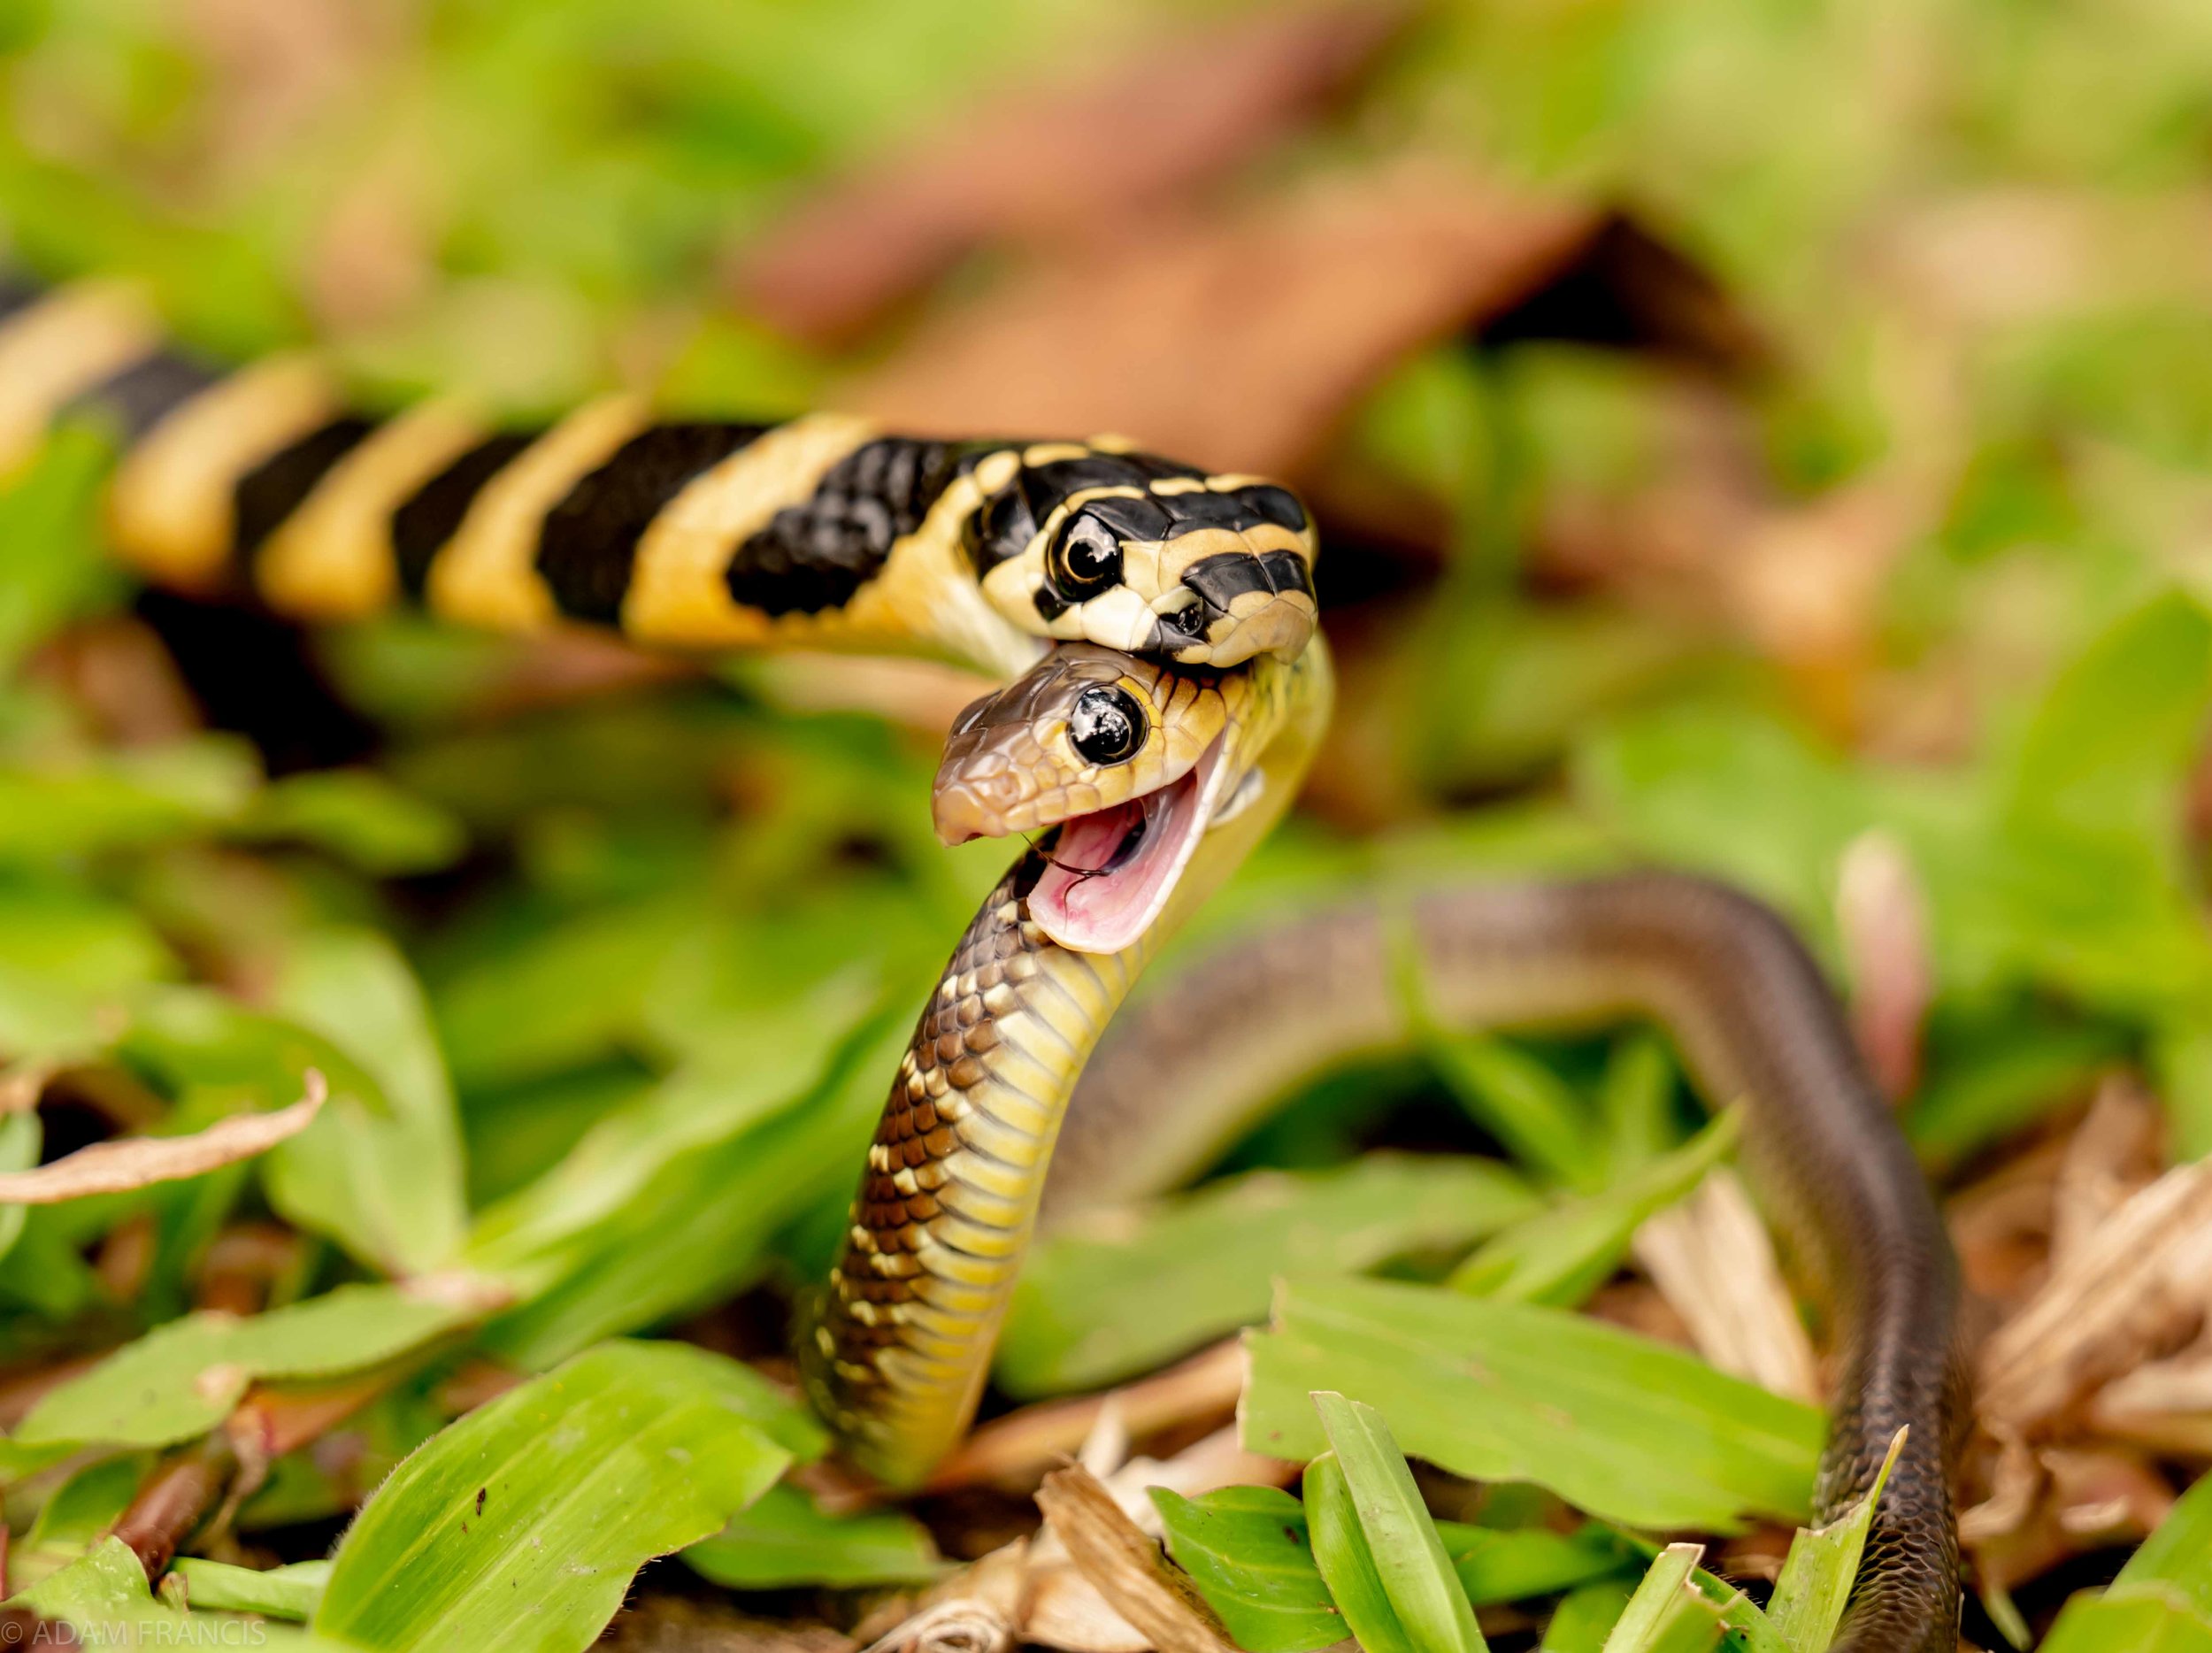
[1030, 743, 1218, 955]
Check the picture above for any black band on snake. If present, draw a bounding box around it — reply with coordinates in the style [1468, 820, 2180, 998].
[0, 275, 1960, 1652]
[0, 280, 1316, 680]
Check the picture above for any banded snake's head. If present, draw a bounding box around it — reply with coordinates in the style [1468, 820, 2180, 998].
[960, 442, 1319, 669]
[933, 639, 1328, 955]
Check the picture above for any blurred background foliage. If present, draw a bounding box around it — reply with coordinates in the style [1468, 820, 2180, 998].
[0, 0, 2208, 1643]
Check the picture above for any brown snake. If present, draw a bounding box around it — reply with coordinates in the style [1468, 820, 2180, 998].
[801, 647, 1962, 1653]
[1055, 875, 1963, 1652]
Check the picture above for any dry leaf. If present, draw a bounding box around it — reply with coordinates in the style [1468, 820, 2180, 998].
[1022, 1571, 1152, 1653]
[733, 3, 1414, 343]
[2088, 1338, 2212, 1455]
[2049, 1078, 2162, 1266]
[1026, 1426, 1299, 1651]
[1632, 1166, 1821, 1404]
[1960, 1425, 2043, 1548]
[2046, 1447, 2173, 1540]
[860, 1540, 1026, 1653]
[926, 1340, 1247, 1494]
[0, 1073, 326, 1204]
[879, 1426, 1291, 1653]
[1965, 1442, 2174, 1594]
[1946, 1131, 2070, 1305]
[1034, 1465, 1236, 1653]
[27, 618, 201, 748]
[1978, 1155, 2212, 1433]
[848, 161, 1600, 481]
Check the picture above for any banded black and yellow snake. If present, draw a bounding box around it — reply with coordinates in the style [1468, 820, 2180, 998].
[0, 276, 1959, 1652]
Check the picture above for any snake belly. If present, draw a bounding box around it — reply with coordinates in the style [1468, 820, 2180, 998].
[799, 850, 1149, 1490]
[1052, 873, 1962, 1653]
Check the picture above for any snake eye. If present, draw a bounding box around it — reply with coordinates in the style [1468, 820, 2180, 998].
[1162, 602, 1208, 639]
[1048, 511, 1124, 602]
[1068, 685, 1145, 766]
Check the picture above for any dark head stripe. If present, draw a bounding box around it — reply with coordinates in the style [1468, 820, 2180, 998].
[1180, 547, 1315, 613]
[70, 350, 224, 444]
[1021, 451, 1201, 516]
[536, 422, 768, 623]
[1236, 484, 1309, 533]
[391, 430, 540, 601]
[233, 415, 377, 573]
[728, 436, 972, 616]
[1152, 486, 1309, 539]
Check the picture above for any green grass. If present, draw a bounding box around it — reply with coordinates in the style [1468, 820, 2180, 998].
[0, 1, 2206, 1647]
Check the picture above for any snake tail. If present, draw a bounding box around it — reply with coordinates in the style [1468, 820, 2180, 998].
[1052, 873, 1962, 1653]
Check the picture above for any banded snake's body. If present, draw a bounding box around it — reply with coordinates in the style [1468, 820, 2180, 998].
[0, 276, 1959, 1652]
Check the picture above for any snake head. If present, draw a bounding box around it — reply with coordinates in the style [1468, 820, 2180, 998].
[933, 642, 1285, 955]
[962, 442, 1319, 669]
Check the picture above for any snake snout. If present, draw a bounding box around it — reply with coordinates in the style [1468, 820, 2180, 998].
[933, 765, 1025, 845]
[1171, 549, 1319, 664]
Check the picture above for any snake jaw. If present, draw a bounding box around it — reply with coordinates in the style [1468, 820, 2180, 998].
[927, 639, 1308, 956]
[1028, 733, 1225, 955]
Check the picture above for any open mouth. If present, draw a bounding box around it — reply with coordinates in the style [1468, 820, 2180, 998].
[1029, 736, 1226, 955]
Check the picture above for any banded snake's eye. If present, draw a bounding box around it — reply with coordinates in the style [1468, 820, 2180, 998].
[1048, 511, 1124, 601]
[1068, 685, 1145, 766]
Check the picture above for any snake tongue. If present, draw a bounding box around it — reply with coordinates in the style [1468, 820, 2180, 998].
[1031, 747, 1216, 955]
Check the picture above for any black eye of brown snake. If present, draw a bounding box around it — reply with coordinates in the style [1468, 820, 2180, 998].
[1049, 512, 1124, 601]
[1068, 684, 1145, 765]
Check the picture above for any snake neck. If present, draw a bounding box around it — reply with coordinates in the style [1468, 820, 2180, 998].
[803, 640, 1334, 1488]
[799, 851, 1148, 1488]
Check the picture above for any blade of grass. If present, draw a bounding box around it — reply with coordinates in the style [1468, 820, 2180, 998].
[2044, 1472, 2212, 1651]
[1425, 1037, 1595, 1192]
[1312, 1392, 1486, 1653]
[14, 1284, 482, 1449]
[1598, 1034, 1677, 1178]
[1150, 1485, 1345, 1653]
[1447, 1110, 1739, 1304]
[316, 1341, 818, 1653]
[1542, 1580, 1633, 1651]
[1599, 1545, 1720, 1653]
[1304, 1452, 1416, 1653]
[1001, 1157, 1539, 1395]
[682, 1481, 942, 1590]
[1765, 1427, 1907, 1650]
[171, 1558, 330, 1621]
[1244, 1278, 1821, 1532]
[1436, 1523, 1640, 1607]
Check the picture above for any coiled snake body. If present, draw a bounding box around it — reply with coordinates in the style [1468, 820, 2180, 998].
[2, 278, 1958, 1652]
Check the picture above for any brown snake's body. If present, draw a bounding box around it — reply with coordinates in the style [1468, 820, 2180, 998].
[1054, 874, 1962, 1653]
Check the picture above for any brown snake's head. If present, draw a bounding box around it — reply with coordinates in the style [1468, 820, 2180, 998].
[933, 642, 1302, 956]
